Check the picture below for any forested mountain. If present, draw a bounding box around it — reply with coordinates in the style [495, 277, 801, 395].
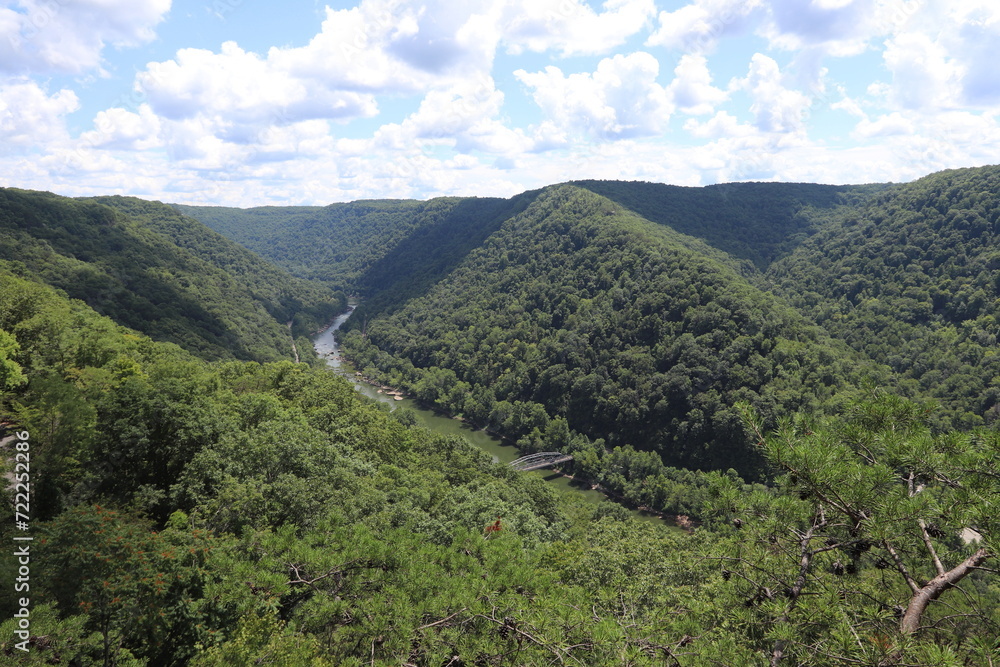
[0, 189, 341, 362]
[574, 179, 884, 270]
[175, 196, 530, 311]
[339, 185, 881, 476]
[179, 165, 1000, 498]
[6, 166, 1000, 664]
[766, 166, 1000, 430]
[4, 224, 1000, 666]
[0, 265, 689, 665]
[173, 200, 429, 283]
[178, 181, 877, 306]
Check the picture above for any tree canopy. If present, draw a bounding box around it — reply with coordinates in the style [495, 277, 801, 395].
[5, 166, 1000, 664]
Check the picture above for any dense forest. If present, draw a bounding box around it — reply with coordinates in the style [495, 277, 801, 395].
[0, 189, 342, 362]
[339, 185, 880, 478]
[572, 179, 886, 271]
[174, 196, 532, 316]
[767, 167, 1000, 429]
[3, 167, 1000, 664]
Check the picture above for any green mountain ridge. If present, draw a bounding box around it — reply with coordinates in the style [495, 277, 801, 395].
[178, 166, 1000, 483]
[3, 166, 1000, 665]
[766, 166, 1000, 428]
[572, 179, 886, 270]
[340, 184, 882, 476]
[0, 265, 626, 665]
[0, 188, 341, 362]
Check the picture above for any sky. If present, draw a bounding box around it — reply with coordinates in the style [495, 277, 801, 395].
[1, 0, 999, 206]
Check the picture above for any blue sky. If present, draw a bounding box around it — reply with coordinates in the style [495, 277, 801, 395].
[2, 0, 999, 205]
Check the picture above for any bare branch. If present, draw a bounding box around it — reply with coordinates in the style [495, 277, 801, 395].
[917, 519, 945, 576]
[416, 608, 469, 631]
[882, 540, 921, 594]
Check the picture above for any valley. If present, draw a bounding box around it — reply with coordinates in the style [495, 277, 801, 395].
[2, 166, 1000, 665]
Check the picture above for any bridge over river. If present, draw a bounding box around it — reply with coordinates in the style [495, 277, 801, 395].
[509, 452, 574, 472]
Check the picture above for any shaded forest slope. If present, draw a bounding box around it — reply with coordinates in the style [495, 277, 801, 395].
[175, 195, 532, 315]
[0, 189, 340, 362]
[339, 185, 885, 475]
[574, 179, 884, 270]
[179, 167, 1000, 471]
[766, 165, 1000, 429]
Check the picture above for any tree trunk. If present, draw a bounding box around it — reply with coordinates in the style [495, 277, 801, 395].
[899, 547, 989, 635]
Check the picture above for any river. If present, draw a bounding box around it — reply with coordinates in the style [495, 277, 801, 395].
[314, 307, 670, 526]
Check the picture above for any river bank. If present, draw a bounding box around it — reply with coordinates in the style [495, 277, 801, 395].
[313, 310, 682, 528]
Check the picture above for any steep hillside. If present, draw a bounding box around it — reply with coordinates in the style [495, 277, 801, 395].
[573, 180, 884, 270]
[766, 166, 1000, 429]
[4, 260, 996, 665]
[0, 264, 641, 665]
[179, 181, 880, 291]
[174, 199, 427, 283]
[5, 173, 1000, 665]
[0, 189, 340, 362]
[176, 166, 1000, 466]
[175, 196, 527, 311]
[340, 185, 885, 476]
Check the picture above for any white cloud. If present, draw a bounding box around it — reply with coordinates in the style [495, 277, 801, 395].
[501, 0, 656, 56]
[130, 37, 384, 175]
[881, 31, 963, 110]
[0, 79, 78, 153]
[402, 78, 531, 154]
[668, 54, 728, 114]
[646, 0, 763, 53]
[138, 41, 379, 126]
[830, 94, 866, 118]
[646, 1, 893, 64]
[79, 105, 162, 151]
[516, 52, 672, 141]
[732, 53, 811, 133]
[900, 2, 1000, 109]
[762, 0, 877, 56]
[0, 0, 170, 74]
[683, 110, 752, 139]
[11, 0, 1000, 209]
[852, 111, 914, 138]
[274, 0, 497, 94]
[124, 0, 521, 177]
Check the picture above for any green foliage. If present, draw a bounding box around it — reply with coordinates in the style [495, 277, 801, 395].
[176, 196, 527, 314]
[9, 167, 1000, 665]
[767, 166, 1000, 429]
[711, 392, 1000, 664]
[574, 178, 884, 270]
[189, 614, 328, 666]
[3, 248, 777, 665]
[0, 328, 26, 391]
[0, 188, 340, 362]
[0, 603, 104, 665]
[340, 185, 876, 482]
[34, 505, 229, 666]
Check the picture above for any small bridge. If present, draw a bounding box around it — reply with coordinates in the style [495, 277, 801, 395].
[509, 452, 574, 472]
